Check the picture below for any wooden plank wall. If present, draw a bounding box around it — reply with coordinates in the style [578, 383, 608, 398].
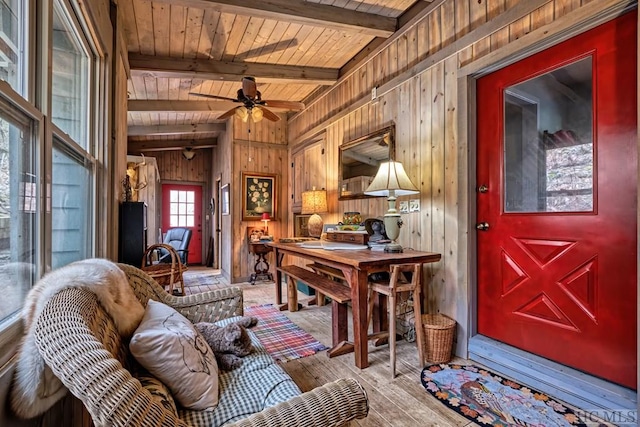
[231, 118, 288, 282]
[152, 149, 214, 265]
[287, 0, 620, 356]
[213, 122, 233, 281]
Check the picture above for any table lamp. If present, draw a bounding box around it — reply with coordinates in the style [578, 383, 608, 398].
[364, 160, 419, 252]
[261, 212, 271, 235]
[301, 187, 328, 238]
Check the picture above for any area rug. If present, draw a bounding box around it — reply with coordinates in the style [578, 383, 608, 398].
[421, 364, 589, 426]
[244, 304, 328, 363]
[183, 270, 227, 292]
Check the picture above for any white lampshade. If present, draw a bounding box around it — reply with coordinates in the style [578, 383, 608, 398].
[364, 160, 418, 253]
[364, 161, 419, 196]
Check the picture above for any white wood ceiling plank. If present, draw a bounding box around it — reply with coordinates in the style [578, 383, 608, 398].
[182, 7, 205, 58]
[133, 0, 155, 55]
[168, 5, 187, 57]
[121, 0, 140, 53]
[151, 1, 171, 56]
[232, 16, 266, 62]
[196, 9, 221, 59]
[209, 12, 236, 60]
[221, 14, 251, 61]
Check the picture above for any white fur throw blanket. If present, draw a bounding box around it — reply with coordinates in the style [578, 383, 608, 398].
[10, 258, 145, 419]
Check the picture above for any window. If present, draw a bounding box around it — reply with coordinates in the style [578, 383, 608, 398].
[0, 98, 36, 321]
[503, 57, 593, 213]
[0, 0, 104, 330]
[51, 0, 89, 147]
[169, 190, 195, 227]
[51, 143, 91, 269]
[0, 0, 27, 96]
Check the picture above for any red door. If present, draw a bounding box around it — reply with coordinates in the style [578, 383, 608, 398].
[162, 183, 203, 264]
[477, 12, 636, 389]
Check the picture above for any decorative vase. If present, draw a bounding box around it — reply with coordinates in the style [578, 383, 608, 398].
[343, 212, 362, 225]
[254, 205, 266, 213]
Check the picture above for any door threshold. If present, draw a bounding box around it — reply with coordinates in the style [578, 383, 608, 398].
[469, 335, 637, 415]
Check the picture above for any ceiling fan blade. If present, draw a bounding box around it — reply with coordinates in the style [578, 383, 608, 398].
[259, 106, 281, 122]
[262, 100, 305, 110]
[190, 92, 238, 102]
[242, 77, 257, 99]
[217, 107, 239, 120]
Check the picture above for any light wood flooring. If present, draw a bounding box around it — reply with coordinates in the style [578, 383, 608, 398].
[184, 267, 473, 427]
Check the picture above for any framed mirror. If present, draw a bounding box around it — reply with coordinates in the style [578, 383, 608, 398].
[339, 124, 395, 200]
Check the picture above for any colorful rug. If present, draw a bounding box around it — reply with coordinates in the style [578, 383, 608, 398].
[421, 364, 590, 426]
[183, 271, 226, 292]
[244, 304, 328, 363]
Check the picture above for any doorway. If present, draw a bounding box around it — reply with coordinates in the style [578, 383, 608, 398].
[161, 183, 203, 265]
[476, 11, 636, 390]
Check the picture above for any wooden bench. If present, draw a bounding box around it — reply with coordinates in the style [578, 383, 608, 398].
[277, 265, 354, 357]
[306, 263, 346, 306]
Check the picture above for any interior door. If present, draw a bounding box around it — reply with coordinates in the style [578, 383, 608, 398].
[162, 183, 203, 264]
[476, 11, 636, 389]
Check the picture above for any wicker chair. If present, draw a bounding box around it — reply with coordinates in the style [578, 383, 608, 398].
[29, 263, 369, 427]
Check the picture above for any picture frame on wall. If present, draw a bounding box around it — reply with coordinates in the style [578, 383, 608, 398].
[221, 183, 230, 216]
[242, 172, 277, 221]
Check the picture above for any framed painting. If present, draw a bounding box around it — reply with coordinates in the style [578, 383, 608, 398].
[242, 172, 277, 221]
[221, 183, 230, 216]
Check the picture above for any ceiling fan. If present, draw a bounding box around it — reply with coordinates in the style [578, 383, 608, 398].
[189, 77, 305, 122]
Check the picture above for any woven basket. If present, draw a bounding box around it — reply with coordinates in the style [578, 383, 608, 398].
[141, 243, 186, 295]
[421, 314, 456, 364]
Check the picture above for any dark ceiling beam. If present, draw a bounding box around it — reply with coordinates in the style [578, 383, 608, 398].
[127, 123, 226, 137]
[149, 0, 396, 37]
[127, 138, 218, 152]
[129, 54, 339, 85]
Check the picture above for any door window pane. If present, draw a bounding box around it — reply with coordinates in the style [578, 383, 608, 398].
[0, 106, 36, 323]
[0, 0, 26, 96]
[51, 144, 91, 268]
[169, 190, 194, 228]
[504, 57, 593, 213]
[52, 1, 89, 147]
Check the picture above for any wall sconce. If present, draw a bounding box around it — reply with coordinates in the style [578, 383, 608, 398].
[301, 187, 328, 238]
[364, 160, 419, 252]
[182, 147, 196, 160]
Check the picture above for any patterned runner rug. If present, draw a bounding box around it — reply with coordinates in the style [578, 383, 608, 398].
[244, 304, 328, 363]
[183, 270, 227, 293]
[421, 364, 593, 426]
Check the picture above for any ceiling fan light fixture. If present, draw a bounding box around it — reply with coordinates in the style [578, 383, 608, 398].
[182, 147, 196, 160]
[235, 106, 249, 122]
[251, 107, 263, 123]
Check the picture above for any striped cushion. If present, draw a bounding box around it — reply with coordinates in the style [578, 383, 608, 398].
[178, 316, 301, 426]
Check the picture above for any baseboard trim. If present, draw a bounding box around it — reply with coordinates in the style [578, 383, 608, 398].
[468, 335, 637, 413]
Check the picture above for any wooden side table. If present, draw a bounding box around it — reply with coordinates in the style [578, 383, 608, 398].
[248, 242, 273, 285]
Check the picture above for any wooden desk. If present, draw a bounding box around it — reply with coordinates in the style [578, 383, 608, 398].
[269, 241, 441, 369]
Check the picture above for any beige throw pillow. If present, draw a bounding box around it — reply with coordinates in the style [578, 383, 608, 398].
[130, 300, 219, 410]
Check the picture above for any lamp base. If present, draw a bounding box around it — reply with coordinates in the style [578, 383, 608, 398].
[384, 242, 404, 253]
[307, 213, 324, 238]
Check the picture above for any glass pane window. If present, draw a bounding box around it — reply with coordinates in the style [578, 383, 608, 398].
[504, 57, 593, 213]
[51, 0, 89, 147]
[51, 143, 91, 269]
[0, 0, 26, 96]
[169, 190, 194, 228]
[0, 105, 36, 323]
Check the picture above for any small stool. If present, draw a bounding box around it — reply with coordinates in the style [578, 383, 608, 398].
[367, 263, 425, 378]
